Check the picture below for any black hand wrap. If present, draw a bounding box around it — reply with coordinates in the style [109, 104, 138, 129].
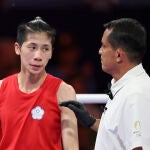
[59, 100, 96, 128]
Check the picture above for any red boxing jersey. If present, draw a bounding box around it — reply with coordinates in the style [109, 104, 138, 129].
[0, 74, 62, 150]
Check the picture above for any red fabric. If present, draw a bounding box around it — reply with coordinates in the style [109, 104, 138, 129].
[0, 74, 62, 150]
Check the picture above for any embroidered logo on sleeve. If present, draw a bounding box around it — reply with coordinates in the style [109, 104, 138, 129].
[31, 106, 45, 120]
[133, 120, 141, 137]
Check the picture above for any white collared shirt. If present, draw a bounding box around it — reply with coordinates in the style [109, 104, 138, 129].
[94, 64, 150, 150]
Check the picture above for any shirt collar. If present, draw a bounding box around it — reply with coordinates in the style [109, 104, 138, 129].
[111, 63, 145, 97]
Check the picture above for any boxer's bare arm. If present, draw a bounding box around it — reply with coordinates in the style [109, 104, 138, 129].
[57, 81, 79, 150]
[0, 80, 2, 88]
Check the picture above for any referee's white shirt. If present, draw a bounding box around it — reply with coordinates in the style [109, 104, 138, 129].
[94, 64, 150, 150]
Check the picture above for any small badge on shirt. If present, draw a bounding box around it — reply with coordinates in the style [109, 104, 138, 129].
[31, 106, 45, 120]
[133, 120, 141, 137]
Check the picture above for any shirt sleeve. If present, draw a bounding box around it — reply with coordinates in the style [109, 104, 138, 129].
[119, 93, 150, 149]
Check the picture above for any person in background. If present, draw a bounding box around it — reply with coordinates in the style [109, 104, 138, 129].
[0, 16, 79, 150]
[60, 18, 150, 150]
[0, 37, 20, 79]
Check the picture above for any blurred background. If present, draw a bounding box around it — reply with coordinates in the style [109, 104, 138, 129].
[0, 0, 150, 149]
